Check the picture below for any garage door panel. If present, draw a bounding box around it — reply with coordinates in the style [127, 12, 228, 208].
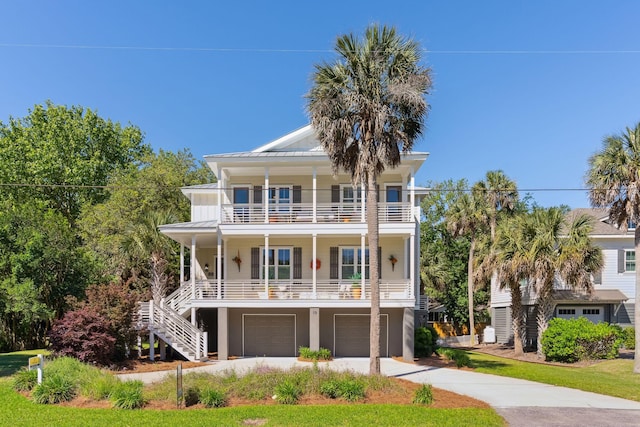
[244, 315, 296, 357]
[334, 315, 388, 357]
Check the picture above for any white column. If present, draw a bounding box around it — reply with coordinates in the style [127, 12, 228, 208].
[361, 233, 366, 299]
[264, 168, 270, 223]
[191, 307, 197, 327]
[410, 168, 416, 220]
[360, 185, 366, 222]
[180, 245, 185, 284]
[410, 232, 415, 298]
[191, 236, 197, 299]
[312, 234, 317, 295]
[217, 230, 222, 299]
[217, 167, 223, 221]
[312, 167, 317, 223]
[264, 234, 270, 292]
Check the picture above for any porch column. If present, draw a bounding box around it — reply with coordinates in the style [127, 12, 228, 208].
[217, 230, 222, 299]
[191, 307, 197, 327]
[361, 233, 366, 299]
[410, 168, 416, 220]
[191, 236, 197, 299]
[180, 245, 185, 284]
[312, 167, 317, 223]
[402, 307, 415, 361]
[217, 167, 222, 221]
[218, 307, 229, 360]
[149, 332, 155, 361]
[360, 185, 366, 222]
[309, 308, 320, 351]
[312, 234, 317, 295]
[264, 234, 270, 292]
[264, 168, 269, 223]
[410, 232, 415, 299]
[159, 340, 166, 361]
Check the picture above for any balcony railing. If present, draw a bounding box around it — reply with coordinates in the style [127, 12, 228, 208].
[220, 202, 412, 224]
[184, 279, 413, 301]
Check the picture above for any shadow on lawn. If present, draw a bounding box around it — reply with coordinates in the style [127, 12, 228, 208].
[0, 353, 32, 377]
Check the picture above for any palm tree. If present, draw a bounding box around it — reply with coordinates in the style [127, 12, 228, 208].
[494, 213, 529, 356]
[122, 210, 178, 304]
[307, 24, 432, 374]
[446, 190, 488, 345]
[586, 122, 640, 373]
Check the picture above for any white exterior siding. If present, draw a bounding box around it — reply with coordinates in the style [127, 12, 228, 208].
[191, 193, 219, 222]
[596, 238, 636, 302]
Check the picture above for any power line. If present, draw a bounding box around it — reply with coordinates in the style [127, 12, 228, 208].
[0, 43, 639, 55]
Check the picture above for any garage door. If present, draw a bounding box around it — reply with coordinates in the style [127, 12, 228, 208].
[243, 314, 296, 356]
[334, 314, 388, 357]
[556, 306, 604, 323]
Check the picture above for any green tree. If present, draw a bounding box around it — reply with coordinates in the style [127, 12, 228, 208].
[307, 24, 432, 373]
[0, 101, 150, 224]
[122, 211, 179, 303]
[586, 122, 640, 372]
[79, 149, 215, 281]
[446, 188, 488, 344]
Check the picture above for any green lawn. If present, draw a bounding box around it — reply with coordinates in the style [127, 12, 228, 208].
[0, 349, 50, 377]
[469, 351, 640, 401]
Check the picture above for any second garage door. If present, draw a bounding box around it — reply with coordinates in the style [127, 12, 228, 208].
[243, 314, 296, 356]
[334, 314, 388, 357]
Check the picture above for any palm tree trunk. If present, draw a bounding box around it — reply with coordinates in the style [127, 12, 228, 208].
[634, 228, 640, 373]
[467, 238, 476, 346]
[510, 285, 525, 357]
[536, 283, 555, 355]
[367, 172, 381, 375]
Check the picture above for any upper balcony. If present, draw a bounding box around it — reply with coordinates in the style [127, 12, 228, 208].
[220, 202, 414, 224]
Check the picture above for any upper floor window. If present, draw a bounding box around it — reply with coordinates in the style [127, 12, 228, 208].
[261, 247, 291, 281]
[269, 187, 291, 212]
[626, 250, 635, 272]
[341, 186, 363, 205]
[233, 187, 250, 204]
[628, 219, 636, 230]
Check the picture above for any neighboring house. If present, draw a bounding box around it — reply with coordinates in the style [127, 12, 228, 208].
[138, 125, 429, 361]
[491, 208, 631, 346]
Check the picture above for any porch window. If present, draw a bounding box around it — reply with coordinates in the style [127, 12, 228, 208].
[262, 248, 291, 281]
[269, 187, 291, 213]
[341, 185, 365, 211]
[233, 187, 250, 222]
[340, 247, 369, 280]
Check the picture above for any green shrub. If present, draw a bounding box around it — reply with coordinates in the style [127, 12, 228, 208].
[541, 317, 622, 363]
[32, 374, 76, 404]
[337, 379, 365, 402]
[437, 348, 471, 368]
[274, 380, 301, 404]
[412, 384, 434, 405]
[183, 386, 200, 407]
[111, 380, 145, 409]
[415, 326, 439, 357]
[298, 346, 332, 361]
[200, 388, 227, 408]
[12, 368, 38, 392]
[319, 380, 340, 398]
[81, 372, 120, 400]
[621, 327, 635, 350]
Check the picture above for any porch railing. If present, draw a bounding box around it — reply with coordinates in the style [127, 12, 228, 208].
[220, 202, 413, 224]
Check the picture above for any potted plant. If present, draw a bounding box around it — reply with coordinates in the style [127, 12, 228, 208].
[388, 254, 398, 271]
[350, 273, 362, 299]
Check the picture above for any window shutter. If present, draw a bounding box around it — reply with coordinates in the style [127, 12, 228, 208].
[331, 185, 340, 204]
[251, 247, 260, 279]
[378, 246, 382, 279]
[618, 250, 625, 273]
[253, 185, 262, 204]
[293, 247, 302, 280]
[293, 186, 301, 204]
[330, 246, 339, 280]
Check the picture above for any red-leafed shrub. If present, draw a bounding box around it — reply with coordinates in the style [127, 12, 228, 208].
[49, 308, 116, 365]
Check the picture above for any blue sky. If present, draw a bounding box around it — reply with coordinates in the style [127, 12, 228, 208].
[1, 1, 639, 208]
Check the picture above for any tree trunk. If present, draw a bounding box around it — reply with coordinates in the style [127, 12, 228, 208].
[535, 282, 555, 355]
[510, 285, 525, 357]
[367, 172, 381, 375]
[467, 238, 476, 346]
[635, 227, 640, 373]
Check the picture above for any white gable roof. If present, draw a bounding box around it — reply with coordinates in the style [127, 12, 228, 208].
[252, 125, 319, 153]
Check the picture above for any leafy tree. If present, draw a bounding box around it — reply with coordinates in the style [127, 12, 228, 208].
[0, 200, 95, 351]
[0, 101, 150, 224]
[586, 122, 640, 373]
[307, 24, 432, 373]
[79, 149, 214, 282]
